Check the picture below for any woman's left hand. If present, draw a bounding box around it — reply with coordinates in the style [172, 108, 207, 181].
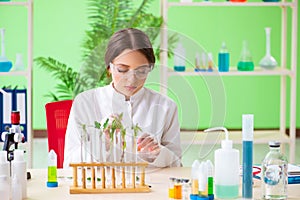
[137, 133, 160, 158]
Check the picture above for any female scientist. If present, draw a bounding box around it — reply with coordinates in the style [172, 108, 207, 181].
[63, 28, 181, 168]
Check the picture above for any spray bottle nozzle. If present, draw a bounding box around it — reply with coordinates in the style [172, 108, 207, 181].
[204, 127, 229, 140]
[204, 127, 232, 149]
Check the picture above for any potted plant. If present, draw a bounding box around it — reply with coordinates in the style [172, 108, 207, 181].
[35, 0, 177, 102]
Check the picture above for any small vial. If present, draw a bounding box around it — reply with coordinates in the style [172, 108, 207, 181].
[47, 149, 58, 187]
[169, 177, 175, 199]
[174, 178, 182, 199]
[181, 179, 190, 200]
[207, 53, 214, 72]
[191, 160, 199, 195]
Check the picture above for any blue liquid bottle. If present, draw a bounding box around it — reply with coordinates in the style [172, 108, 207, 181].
[174, 42, 186, 72]
[242, 114, 254, 199]
[218, 42, 229, 72]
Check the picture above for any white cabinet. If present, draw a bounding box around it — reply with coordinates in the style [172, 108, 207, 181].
[0, 0, 33, 167]
[159, 0, 297, 162]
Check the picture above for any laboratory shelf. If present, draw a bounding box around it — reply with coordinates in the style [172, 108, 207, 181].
[168, 2, 296, 7]
[166, 68, 294, 77]
[160, 0, 297, 162]
[0, 0, 33, 168]
[0, 1, 29, 6]
[0, 71, 30, 77]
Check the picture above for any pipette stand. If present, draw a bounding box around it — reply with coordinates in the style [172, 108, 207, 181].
[69, 162, 150, 194]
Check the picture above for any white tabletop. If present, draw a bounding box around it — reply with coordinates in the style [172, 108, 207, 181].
[26, 167, 300, 200]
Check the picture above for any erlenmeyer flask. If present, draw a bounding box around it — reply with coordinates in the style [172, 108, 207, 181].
[259, 27, 277, 70]
[237, 40, 254, 71]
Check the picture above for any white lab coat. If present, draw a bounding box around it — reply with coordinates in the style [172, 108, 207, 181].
[63, 84, 182, 168]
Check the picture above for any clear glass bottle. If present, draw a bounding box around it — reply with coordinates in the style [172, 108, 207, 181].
[261, 141, 288, 200]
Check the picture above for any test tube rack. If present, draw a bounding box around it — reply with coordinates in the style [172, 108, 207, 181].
[69, 162, 150, 194]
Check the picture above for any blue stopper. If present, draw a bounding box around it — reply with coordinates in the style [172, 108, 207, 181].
[47, 181, 58, 187]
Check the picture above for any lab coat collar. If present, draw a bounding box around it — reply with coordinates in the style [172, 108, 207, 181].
[109, 82, 145, 103]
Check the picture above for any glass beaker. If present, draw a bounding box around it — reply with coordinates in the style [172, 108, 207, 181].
[237, 40, 254, 71]
[259, 27, 278, 70]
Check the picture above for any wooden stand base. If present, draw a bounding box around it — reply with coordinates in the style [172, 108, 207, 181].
[69, 162, 150, 194]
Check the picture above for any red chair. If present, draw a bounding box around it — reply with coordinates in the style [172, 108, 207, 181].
[45, 100, 72, 168]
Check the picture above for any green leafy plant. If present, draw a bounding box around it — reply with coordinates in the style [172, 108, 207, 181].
[35, 0, 176, 102]
[92, 113, 143, 162]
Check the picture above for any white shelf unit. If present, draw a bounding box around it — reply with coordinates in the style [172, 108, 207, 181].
[0, 0, 33, 168]
[159, 0, 297, 162]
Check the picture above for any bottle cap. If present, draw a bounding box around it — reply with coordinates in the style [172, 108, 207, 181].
[206, 160, 214, 177]
[191, 160, 200, 178]
[242, 114, 254, 141]
[221, 139, 233, 149]
[46, 181, 58, 187]
[11, 111, 20, 125]
[208, 194, 214, 200]
[197, 195, 210, 200]
[190, 194, 198, 200]
[269, 141, 280, 147]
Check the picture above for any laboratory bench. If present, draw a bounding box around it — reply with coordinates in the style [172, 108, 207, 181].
[25, 167, 300, 200]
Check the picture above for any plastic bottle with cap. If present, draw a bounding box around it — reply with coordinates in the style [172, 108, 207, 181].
[12, 174, 22, 200]
[206, 160, 214, 200]
[0, 175, 9, 200]
[242, 114, 254, 199]
[0, 151, 10, 199]
[174, 42, 186, 72]
[218, 42, 230, 72]
[198, 161, 208, 198]
[0, 150, 9, 178]
[11, 149, 27, 199]
[47, 149, 58, 187]
[191, 160, 199, 196]
[204, 127, 239, 199]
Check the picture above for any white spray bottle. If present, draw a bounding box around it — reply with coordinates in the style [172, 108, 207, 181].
[204, 127, 239, 199]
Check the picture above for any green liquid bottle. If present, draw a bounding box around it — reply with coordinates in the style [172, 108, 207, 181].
[47, 150, 58, 187]
[237, 40, 254, 71]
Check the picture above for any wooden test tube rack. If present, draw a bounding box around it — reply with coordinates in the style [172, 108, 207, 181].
[69, 162, 150, 194]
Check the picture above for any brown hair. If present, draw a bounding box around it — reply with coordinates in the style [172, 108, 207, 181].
[105, 28, 155, 68]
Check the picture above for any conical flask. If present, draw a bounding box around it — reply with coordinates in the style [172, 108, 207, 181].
[259, 27, 277, 70]
[237, 40, 254, 71]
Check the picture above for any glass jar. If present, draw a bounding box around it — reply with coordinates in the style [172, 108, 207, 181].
[261, 141, 288, 200]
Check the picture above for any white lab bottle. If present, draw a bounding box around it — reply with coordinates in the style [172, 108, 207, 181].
[0, 151, 10, 199]
[12, 174, 22, 200]
[0, 175, 9, 200]
[0, 150, 9, 178]
[204, 127, 240, 199]
[11, 149, 27, 199]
